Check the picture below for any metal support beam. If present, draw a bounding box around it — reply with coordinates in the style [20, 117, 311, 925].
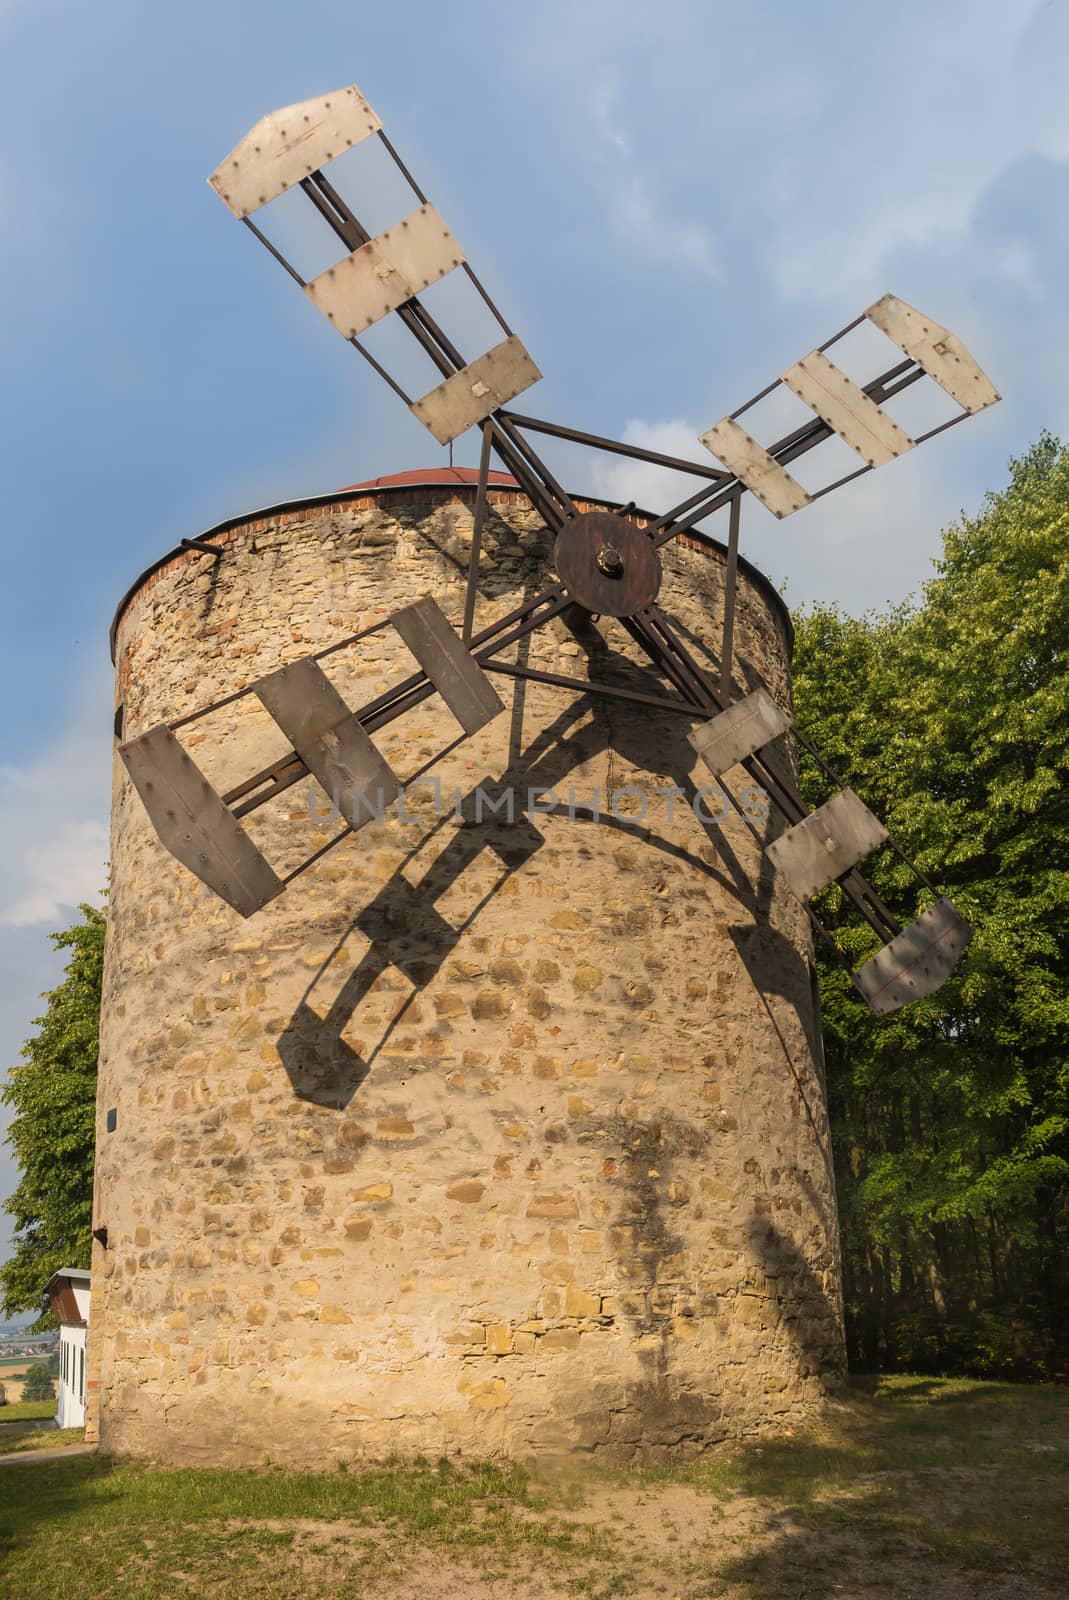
[720, 494, 741, 701]
[463, 420, 494, 646]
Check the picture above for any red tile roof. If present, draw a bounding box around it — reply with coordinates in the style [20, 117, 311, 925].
[340, 467, 521, 492]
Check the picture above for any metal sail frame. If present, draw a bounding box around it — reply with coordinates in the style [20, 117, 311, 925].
[118, 85, 1002, 1013]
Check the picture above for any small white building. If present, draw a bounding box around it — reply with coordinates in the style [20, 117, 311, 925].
[42, 1268, 91, 1428]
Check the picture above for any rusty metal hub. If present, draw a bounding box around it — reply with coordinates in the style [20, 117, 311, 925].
[553, 511, 662, 617]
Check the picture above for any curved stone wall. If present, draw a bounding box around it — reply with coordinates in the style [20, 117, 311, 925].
[90, 481, 845, 1464]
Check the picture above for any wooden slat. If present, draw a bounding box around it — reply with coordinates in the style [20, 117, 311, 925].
[781, 350, 915, 467]
[391, 598, 504, 735]
[411, 337, 542, 444]
[120, 727, 284, 918]
[255, 658, 401, 826]
[688, 688, 792, 778]
[304, 205, 464, 337]
[698, 417, 811, 518]
[208, 86, 381, 218]
[765, 788, 888, 902]
[852, 897, 972, 1015]
[866, 294, 1000, 414]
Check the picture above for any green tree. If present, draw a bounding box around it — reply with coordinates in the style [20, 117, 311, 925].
[793, 434, 1069, 1376]
[20, 1360, 56, 1402]
[1, 904, 104, 1322]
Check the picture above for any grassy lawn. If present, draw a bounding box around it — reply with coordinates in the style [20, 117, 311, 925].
[0, 1376, 1066, 1599]
[0, 1400, 56, 1424]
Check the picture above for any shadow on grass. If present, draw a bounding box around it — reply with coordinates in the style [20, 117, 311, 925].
[0, 1454, 116, 1566]
[687, 1377, 1069, 1597]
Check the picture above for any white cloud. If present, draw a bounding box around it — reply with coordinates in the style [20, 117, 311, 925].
[0, 671, 111, 929]
[569, 66, 720, 280]
[610, 173, 719, 278]
[588, 417, 711, 512]
[2, 821, 108, 928]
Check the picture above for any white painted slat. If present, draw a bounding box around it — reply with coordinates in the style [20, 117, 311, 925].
[698, 417, 811, 519]
[412, 337, 542, 444]
[781, 351, 915, 467]
[304, 206, 464, 336]
[208, 86, 382, 219]
[866, 294, 1000, 414]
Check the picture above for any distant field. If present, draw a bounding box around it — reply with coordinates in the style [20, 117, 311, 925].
[0, 1360, 51, 1403]
[0, 1400, 56, 1423]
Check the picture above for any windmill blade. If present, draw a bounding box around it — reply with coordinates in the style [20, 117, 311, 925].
[852, 897, 973, 1014]
[207, 86, 545, 456]
[688, 687, 974, 1014]
[866, 295, 1000, 414]
[697, 294, 1000, 518]
[119, 596, 507, 918]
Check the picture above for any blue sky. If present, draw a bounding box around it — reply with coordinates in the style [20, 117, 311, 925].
[1, 0, 1067, 1268]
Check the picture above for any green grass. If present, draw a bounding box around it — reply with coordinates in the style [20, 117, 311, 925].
[0, 1400, 56, 1423]
[0, 1377, 1065, 1599]
[0, 1456, 621, 1599]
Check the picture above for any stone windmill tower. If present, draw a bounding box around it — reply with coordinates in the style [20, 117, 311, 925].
[87, 87, 996, 1465]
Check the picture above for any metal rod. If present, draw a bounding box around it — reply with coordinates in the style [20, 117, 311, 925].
[283, 822, 354, 884]
[181, 537, 222, 560]
[240, 217, 306, 287]
[376, 129, 514, 339]
[463, 422, 493, 645]
[719, 494, 741, 702]
[347, 335, 413, 406]
[479, 417, 565, 532]
[169, 617, 395, 734]
[376, 128, 430, 203]
[490, 416, 577, 521]
[817, 310, 869, 354]
[481, 660, 703, 717]
[460, 262, 515, 338]
[228, 755, 305, 813]
[499, 412, 728, 482]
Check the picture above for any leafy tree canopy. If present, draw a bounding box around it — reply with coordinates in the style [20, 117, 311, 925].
[793, 433, 1069, 1375]
[20, 1359, 56, 1402]
[1, 904, 104, 1323]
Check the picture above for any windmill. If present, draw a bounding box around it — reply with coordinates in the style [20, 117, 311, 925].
[120, 84, 998, 1018]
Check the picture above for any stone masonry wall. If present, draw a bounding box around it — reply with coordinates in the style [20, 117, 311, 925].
[89, 484, 846, 1465]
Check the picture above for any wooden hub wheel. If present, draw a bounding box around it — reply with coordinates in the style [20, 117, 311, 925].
[553, 511, 663, 617]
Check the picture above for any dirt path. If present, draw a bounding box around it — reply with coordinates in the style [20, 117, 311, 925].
[0, 1441, 97, 1466]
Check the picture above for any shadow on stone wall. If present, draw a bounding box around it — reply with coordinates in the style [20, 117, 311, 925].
[276, 623, 760, 1108]
[743, 1208, 847, 1392]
